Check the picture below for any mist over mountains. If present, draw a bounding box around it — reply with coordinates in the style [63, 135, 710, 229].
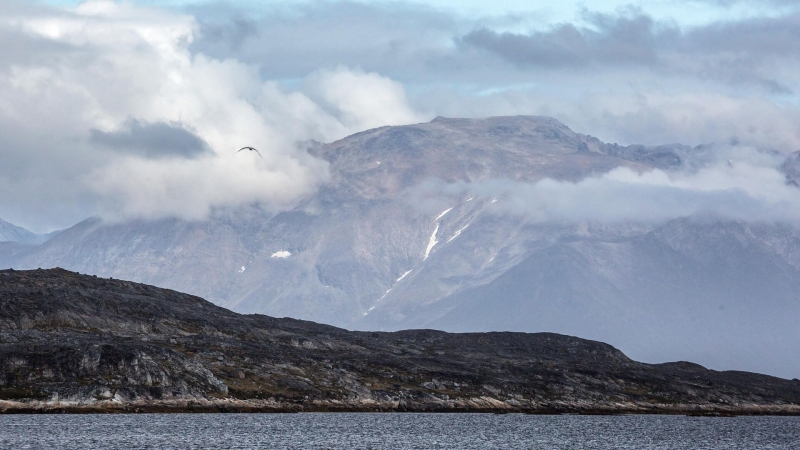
[2, 115, 800, 379]
[0, 219, 59, 245]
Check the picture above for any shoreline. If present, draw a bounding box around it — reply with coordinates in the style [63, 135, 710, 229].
[3, 270, 800, 419]
[3, 399, 799, 416]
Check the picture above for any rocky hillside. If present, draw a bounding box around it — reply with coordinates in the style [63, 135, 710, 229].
[2, 116, 800, 378]
[1, 268, 799, 414]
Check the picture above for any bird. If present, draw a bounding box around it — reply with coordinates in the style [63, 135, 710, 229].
[237, 146, 262, 158]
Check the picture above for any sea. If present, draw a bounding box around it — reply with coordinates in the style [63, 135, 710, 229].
[0, 413, 798, 449]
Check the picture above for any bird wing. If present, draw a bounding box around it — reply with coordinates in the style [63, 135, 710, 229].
[236, 147, 262, 158]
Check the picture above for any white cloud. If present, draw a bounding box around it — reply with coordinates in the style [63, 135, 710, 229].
[0, 0, 426, 226]
[304, 66, 426, 134]
[412, 82, 800, 152]
[4, 0, 800, 230]
[414, 152, 800, 225]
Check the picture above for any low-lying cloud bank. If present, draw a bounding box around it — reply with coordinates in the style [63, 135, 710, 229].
[413, 155, 800, 225]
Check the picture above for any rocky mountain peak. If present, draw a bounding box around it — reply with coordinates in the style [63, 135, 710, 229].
[314, 115, 640, 199]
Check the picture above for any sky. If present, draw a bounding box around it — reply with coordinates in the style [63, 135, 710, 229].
[3, 0, 800, 231]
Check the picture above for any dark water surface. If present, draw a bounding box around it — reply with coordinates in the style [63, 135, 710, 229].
[1, 413, 799, 449]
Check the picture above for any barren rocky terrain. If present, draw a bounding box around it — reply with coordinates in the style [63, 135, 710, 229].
[1, 268, 799, 414]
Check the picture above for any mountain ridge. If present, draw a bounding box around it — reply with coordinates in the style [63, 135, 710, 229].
[0, 218, 58, 245]
[1, 268, 799, 414]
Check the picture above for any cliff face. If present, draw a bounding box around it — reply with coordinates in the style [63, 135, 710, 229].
[1, 268, 799, 414]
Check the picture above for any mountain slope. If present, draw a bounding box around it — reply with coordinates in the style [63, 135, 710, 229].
[0, 218, 56, 245]
[1, 116, 648, 324]
[2, 116, 799, 378]
[2, 269, 799, 414]
[409, 220, 800, 376]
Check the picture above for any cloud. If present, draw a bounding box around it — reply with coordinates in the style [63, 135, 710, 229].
[186, 2, 800, 154]
[4, 0, 800, 230]
[458, 9, 800, 92]
[0, 0, 426, 228]
[87, 151, 329, 221]
[189, 1, 461, 82]
[303, 66, 424, 133]
[189, 1, 800, 94]
[696, 0, 800, 7]
[460, 13, 664, 69]
[413, 86, 800, 153]
[410, 147, 800, 225]
[89, 119, 211, 159]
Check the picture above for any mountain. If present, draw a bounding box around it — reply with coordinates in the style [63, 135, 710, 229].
[2, 116, 799, 378]
[2, 269, 799, 414]
[0, 218, 56, 245]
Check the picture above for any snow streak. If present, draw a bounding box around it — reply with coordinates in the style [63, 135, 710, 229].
[447, 224, 469, 243]
[396, 270, 413, 282]
[424, 207, 454, 261]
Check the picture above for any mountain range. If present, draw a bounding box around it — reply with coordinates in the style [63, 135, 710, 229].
[2, 116, 799, 379]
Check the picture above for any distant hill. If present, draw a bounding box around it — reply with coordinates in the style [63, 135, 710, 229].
[2, 116, 800, 379]
[1, 268, 799, 414]
[0, 218, 57, 245]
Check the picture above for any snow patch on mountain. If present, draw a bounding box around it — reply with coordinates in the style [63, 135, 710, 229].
[423, 223, 440, 261]
[435, 207, 453, 220]
[424, 207, 454, 260]
[447, 225, 469, 243]
[396, 270, 412, 282]
[365, 288, 392, 315]
[366, 270, 415, 316]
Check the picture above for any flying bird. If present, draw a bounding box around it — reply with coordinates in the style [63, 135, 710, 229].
[237, 146, 262, 158]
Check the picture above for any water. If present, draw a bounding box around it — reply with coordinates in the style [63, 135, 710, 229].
[0, 413, 798, 449]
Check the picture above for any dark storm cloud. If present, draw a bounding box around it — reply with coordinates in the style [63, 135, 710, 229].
[458, 10, 800, 92]
[89, 119, 211, 159]
[686, 14, 800, 57]
[460, 14, 664, 68]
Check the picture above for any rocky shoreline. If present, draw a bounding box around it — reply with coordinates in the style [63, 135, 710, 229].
[3, 398, 800, 416]
[2, 269, 799, 415]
